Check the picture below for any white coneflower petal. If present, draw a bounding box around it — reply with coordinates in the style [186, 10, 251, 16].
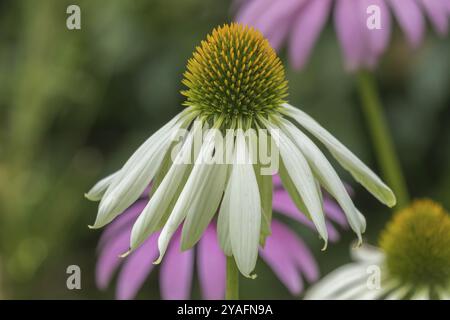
[384, 285, 411, 300]
[356, 208, 367, 234]
[333, 281, 374, 300]
[85, 171, 119, 201]
[248, 130, 274, 245]
[314, 178, 323, 206]
[217, 175, 233, 256]
[305, 253, 400, 300]
[283, 103, 396, 208]
[229, 131, 261, 277]
[155, 131, 217, 263]
[437, 288, 450, 300]
[129, 127, 196, 250]
[410, 287, 429, 300]
[180, 162, 228, 250]
[91, 113, 186, 229]
[357, 279, 399, 300]
[305, 264, 368, 299]
[267, 122, 328, 245]
[350, 244, 384, 263]
[281, 119, 365, 242]
[216, 132, 235, 256]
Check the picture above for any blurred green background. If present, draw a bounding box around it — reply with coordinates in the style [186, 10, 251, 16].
[0, 0, 449, 299]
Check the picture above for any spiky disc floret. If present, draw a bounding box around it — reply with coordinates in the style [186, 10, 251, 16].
[182, 23, 288, 124]
[380, 199, 450, 288]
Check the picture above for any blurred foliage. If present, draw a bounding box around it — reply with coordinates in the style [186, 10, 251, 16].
[0, 0, 449, 299]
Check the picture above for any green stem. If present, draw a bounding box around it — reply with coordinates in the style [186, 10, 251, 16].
[356, 70, 409, 209]
[226, 256, 239, 300]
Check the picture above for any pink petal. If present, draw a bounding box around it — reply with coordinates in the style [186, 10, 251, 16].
[263, 221, 320, 284]
[272, 174, 282, 188]
[259, 221, 304, 294]
[323, 198, 348, 228]
[98, 200, 146, 249]
[115, 233, 159, 300]
[363, 0, 392, 55]
[388, 0, 425, 48]
[419, 0, 449, 35]
[235, 0, 273, 26]
[257, 0, 306, 35]
[272, 190, 340, 242]
[141, 185, 152, 198]
[160, 231, 194, 300]
[288, 0, 332, 69]
[237, 0, 306, 48]
[266, 18, 292, 51]
[197, 225, 226, 300]
[325, 221, 340, 242]
[334, 0, 366, 71]
[273, 189, 312, 225]
[96, 228, 130, 290]
[236, 0, 295, 50]
[286, 229, 320, 283]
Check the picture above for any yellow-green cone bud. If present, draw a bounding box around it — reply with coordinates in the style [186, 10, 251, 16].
[380, 199, 450, 288]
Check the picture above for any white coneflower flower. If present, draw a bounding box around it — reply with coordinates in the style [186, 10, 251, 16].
[86, 23, 395, 277]
[305, 199, 450, 300]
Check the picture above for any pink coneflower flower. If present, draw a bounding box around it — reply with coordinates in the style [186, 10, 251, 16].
[96, 177, 348, 299]
[236, 0, 450, 70]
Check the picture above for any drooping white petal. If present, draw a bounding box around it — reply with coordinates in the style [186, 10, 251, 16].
[436, 287, 450, 300]
[305, 263, 369, 299]
[229, 131, 261, 277]
[281, 119, 365, 241]
[217, 132, 235, 256]
[409, 287, 429, 300]
[155, 131, 217, 263]
[85, 171, 120, 201]
[266, 122, 328, 245]
[350, 244, 384, 263]
[255, 164, 273, 246]
[129, 126, 197, 251]
[384, 284, 411, 300]
[217, 177, 233, 256]
[250, 128, 273, 246]
[334, 274, 398, 300]
[91, 112, 188, 229]
[283, 103, 396, 207]
[332, 280, 375, 300]
[356, 208, 367, 234]
[357, 278, 399, 300]
[180, 162, 227, 250]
